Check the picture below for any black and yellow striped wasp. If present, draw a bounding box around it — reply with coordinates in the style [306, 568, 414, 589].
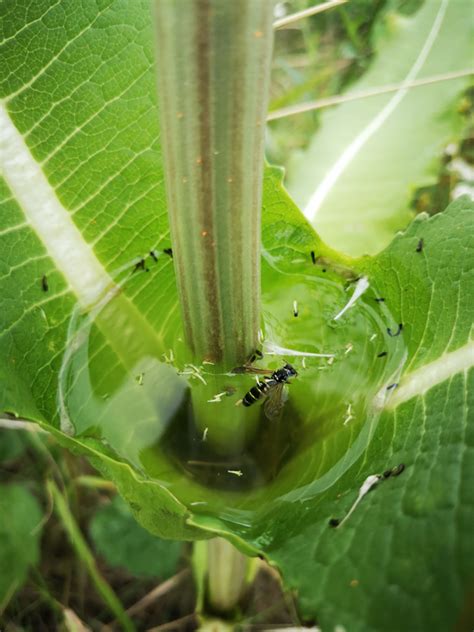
[233, 358, 297, 420]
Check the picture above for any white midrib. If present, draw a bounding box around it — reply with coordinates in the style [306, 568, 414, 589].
[383, 341, 474, 409]
[304, 0, 450, 221]
[0, 102, 111, 308]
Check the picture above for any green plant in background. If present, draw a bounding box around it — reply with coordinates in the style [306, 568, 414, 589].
[0, 0, 473, 630]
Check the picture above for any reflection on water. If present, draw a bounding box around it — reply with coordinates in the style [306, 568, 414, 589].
[58, 259, 406, 530]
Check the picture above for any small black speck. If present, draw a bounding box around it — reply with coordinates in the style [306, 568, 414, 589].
[41, 275, 48, 292]
[322, 268, 327, 273]
[310, 250, 316, 264]
[416, 238, 424, 253]
[329, 518, 340, 528]
[375, 297, 385, 303]
[163, 247, 173, 258]
[377, 351, 388, 358]
[386, 383, 398, 391]
[387, 323, 403, 337]
[150, 250, 158, 262]
[392, 463, 405, 477]
[133, 259, 146, 273]
[231, 366, 247, 374]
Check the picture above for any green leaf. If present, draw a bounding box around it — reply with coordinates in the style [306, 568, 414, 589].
[90, 495, 182, 579]
[285, 0, 472, 255]
[0, 483, 43, 611]
[0, 428, 28, 463]
[1, 3, 473, 631]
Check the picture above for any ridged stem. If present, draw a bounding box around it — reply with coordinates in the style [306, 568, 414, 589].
[153, 0, 276, 366]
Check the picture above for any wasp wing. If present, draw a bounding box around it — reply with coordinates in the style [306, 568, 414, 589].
[231, 366, 273, 376]
[263, 383, 287, 420]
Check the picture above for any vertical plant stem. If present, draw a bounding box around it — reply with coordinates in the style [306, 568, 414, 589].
[206, 538, 249, 614]
[153, 0, 276, 366]
[47, 480, 134, 632]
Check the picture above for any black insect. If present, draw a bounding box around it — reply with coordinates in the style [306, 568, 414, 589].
[377, 351, 388, 358]
[328, 518, 340, 528]
[386, 382, 398, 391]
[248, 349, 264, 364]
[416, 238, 424, 253]
[387, 323, 403, 337]
[150, 250, 158, 262]
[41, 275, 48, 292]
[163, 247, 173, 258]
[133, 258, 148, 273]
[310, 250, 316, 265]
[237, 363, 297, 420]
[374, 297, 385, 303]
[383, 463, 405, 478]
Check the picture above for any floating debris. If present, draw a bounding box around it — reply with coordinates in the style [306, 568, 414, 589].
[333, 277, 369, 321]
[329, 474, 381, 529]
[343, 403, 354, 426]
[264, 340, 335, 358]
[227, 469, 243, 477]
[207, 392, 229, 403]
[178, 364, 207, 385]
[163, 349, 175, 364]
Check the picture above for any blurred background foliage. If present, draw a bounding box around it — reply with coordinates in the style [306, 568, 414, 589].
[1, 0, 472, 629]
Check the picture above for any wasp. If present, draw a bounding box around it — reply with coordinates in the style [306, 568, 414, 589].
[234, 362, 297, 420]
